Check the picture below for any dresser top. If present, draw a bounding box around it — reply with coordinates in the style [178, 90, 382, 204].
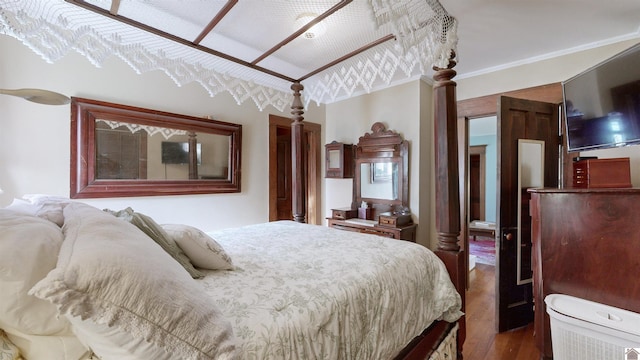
[528, 187, 640, 194]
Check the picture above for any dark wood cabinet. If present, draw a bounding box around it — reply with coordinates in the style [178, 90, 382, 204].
[327, 124, 415, 241]
[529, 188, 640, 359]
[325, 141, 354, 178]
[572, 157, 631, 188]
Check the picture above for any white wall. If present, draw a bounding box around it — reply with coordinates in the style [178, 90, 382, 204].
[457, 38, 640, 186]
[0, 35, 325, 231]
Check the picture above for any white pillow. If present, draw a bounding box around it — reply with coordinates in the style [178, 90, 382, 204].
[31, 202, 238, 360]
[21, 194, 72, 227]
[0, 209, 71, 334]
[5, 329, 88, 360]
[162, 224, 234, 270]
[0, 209, 86, 360]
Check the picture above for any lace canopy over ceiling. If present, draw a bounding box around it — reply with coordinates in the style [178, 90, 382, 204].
[0, 0, 458, 111]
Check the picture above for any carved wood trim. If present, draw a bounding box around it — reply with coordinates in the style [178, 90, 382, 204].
[290, 82, 306, 223]
[433, 55, 461, 252]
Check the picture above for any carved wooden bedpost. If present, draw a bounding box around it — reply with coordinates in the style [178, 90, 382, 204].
[433, 52, 461, 251]
[291, 81, 306, 223]
[433, 51, 465, 359]
[187, 131, 198, 180]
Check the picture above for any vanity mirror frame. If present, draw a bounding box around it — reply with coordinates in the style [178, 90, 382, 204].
[353, 122, 409, 217]
[70, 97, 242, 199]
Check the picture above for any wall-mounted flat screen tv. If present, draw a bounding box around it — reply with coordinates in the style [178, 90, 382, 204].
[161, 141, 202, 164]
[563, 42, 640, 152]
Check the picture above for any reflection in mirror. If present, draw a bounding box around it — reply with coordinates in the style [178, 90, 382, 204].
[327, 149, 340, 169]
[516, 139, 545, 285]
[95, 120, 230, 180]
[360, 162, 399, 200]
[71, 97, 242, 198]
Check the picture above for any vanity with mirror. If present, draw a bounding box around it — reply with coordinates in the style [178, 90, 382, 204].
[70, 97, 242, 198]
[327, 122, 416, 241]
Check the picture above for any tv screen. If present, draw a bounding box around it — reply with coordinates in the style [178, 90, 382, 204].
[563, 42, 640, 152]
[161, 141, 202, 164]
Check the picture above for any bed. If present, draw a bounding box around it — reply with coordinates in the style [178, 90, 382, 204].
[0, 47, 466, 360]
[0, 196, 463, 360]
[0, 42, 465, 360]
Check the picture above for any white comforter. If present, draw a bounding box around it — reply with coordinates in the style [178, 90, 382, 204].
[200, 221, 463, 360]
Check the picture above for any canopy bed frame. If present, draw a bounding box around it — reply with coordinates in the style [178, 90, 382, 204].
[1, 1, 465, 358]
[293, 56, 465, 358]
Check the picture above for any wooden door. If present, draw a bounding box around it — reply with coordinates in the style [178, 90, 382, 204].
[268, 115, 321, 224]
[468, 145, 486, 222]
[276, 127, 292, 220]
[496, 96, 559, 332]
[469, 154, 481, 221]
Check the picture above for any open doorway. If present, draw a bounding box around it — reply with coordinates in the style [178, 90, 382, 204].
[457, 83, 566, 333]
[468, 116, 497, 267]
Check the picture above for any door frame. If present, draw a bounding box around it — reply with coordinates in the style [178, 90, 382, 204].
[457, 83, 565, 291]
[268, 114, 321, 224]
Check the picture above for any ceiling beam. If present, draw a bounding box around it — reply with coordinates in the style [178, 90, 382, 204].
[298, 34, 396, 82]
[65, 0, 297, 83]
[193, 0, 238, 45]
[251, 0, 352, 66]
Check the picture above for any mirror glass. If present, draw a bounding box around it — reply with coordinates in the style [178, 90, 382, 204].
[95, 120, 230, 180]
[352, 122, 409, 216]
[516, 139, 544, 285]
[359, 161, 399, 200]
[71, 97, 242, 198]
[327, 149, 340, 169]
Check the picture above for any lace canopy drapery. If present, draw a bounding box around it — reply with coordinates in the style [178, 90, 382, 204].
[0, 0, 457, 111]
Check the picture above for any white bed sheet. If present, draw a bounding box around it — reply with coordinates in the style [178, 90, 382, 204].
[201, 221, 463, 360]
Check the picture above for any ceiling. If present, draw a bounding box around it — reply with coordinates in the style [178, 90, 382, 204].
[2, 0, 639, 109]
[443, 0, 640, 78]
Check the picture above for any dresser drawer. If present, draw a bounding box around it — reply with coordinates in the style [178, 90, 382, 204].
[331, 208, 357, 220]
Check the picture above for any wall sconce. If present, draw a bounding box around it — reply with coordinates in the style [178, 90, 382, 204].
[0, 88, 70, 105]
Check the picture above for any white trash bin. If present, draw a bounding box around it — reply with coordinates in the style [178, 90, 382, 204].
[545, 294, 640, 360]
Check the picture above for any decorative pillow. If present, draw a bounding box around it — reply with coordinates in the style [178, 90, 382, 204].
[162, 224, 234, 270]
[104, 207, 204, 279]
[31, 202, 238, 360]
[0, 329, 21, 360]
[0, 209, 87, 360]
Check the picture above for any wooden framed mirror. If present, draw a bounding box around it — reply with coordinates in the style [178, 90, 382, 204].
[70, 97, 242, 198]
[353, 122, 409, 218]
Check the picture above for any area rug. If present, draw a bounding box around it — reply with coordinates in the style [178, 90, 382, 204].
[469, 237, 495, 266]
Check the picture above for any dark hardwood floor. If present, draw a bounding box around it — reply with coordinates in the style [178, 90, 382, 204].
[462, 263, 539, 360]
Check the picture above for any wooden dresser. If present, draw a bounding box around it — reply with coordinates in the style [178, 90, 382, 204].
[529, 188, 640, 359]
[327, 217, 417, 241]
